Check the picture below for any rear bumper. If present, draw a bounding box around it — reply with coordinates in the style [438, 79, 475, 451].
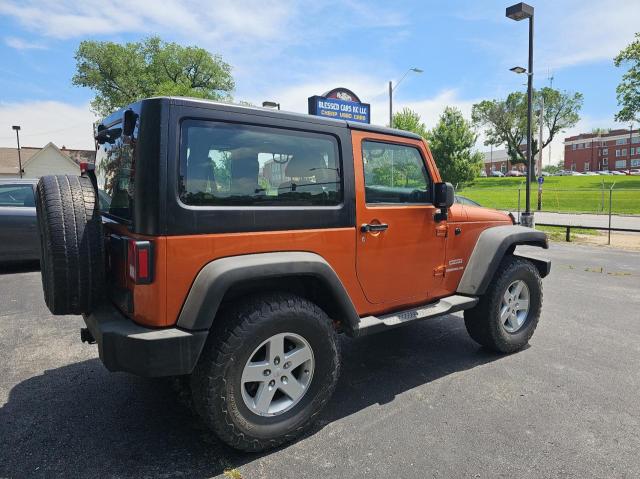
[83, 305, 208, 377]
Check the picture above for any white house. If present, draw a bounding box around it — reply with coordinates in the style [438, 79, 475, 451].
[0, 142, 94, 179]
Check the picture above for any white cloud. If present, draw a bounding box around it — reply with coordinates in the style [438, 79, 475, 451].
[537, 0, 640, 71]
[0, 101, 96, 150]
[4, 36, 47, 50]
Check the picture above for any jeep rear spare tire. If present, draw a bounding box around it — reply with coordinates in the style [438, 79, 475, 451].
[36, 175, 105, 315]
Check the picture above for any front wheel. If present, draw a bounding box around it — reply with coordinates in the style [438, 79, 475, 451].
[464, 256, 542, 353]
[190, 293, 340, 452]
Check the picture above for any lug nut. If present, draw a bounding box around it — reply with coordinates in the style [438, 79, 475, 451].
[263, 369, 271, 376]
[283, 362, 291, 369]
[268, 380, 275, 387]
[281, 376, 288, 384]
[274, 357, 280, 366]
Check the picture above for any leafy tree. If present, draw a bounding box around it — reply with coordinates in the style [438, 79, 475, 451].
[73, 36, 234, 116]
[391, 107, 428, 137]
[472, 88, 583, 166]
[614, 32, 640, 123]
[542, 162, 563, 174]
[426, 107, 484, 185]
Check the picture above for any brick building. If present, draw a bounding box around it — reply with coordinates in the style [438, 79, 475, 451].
[482, 148, 527, 176]
[564, 128, 640, 173]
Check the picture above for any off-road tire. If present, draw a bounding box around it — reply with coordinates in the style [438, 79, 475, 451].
[190, 293, 340, 452]
[464, 255, 542, 353]
[36, 175, 105, 315]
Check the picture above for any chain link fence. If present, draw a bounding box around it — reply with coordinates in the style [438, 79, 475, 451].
[455, 184, 640, 216]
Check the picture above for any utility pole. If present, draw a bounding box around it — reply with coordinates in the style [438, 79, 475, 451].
[538, 96, 544, 177]
[12, 125, 22, 179]
[388, 81, 393, 128]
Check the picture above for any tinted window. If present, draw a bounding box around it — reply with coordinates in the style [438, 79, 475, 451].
[179, 120, 341, 206]
[0, 184, 35, 207]
[362, 141, 430, 204]
[94, 113, 139, 221]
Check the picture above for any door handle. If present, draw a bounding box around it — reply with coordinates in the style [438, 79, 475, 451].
[361, 223, 389, 233]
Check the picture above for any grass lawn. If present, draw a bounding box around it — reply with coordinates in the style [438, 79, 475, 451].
[535, 224, 599, 242]
[457, 176, 640, 214]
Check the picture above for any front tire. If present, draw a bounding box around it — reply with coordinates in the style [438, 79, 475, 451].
[464, 256, 542, 353]
[190, 293, 340, 452]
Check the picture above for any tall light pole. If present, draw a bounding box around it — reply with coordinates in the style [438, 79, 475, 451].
[507, 2, 535, 227]
[12, 125, 23, 179]
[389, 67, 423, 127]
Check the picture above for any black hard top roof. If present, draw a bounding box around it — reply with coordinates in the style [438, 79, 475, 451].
[99, 96, 423, 141]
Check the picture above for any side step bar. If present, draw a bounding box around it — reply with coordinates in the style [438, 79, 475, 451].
[353, 295, 478, 337]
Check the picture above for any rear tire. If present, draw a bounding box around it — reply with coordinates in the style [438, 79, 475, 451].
[190, 293, 340, 452]
[464, 256, 542, 353]
[36, 175, 105, 315]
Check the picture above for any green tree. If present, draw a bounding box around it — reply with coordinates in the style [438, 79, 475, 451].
[472, 88, 583, 166]
[391, 107, 428, 137]
[614, 32, 640, 123]
[73, 36, 235, 116]
[426, 107, 484, 185]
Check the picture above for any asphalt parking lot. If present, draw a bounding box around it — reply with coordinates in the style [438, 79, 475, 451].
[1, 242, 639, 479]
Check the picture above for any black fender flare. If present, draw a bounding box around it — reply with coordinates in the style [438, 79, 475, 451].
[176, 251, 360, 332]
[457, 225, 550, 296]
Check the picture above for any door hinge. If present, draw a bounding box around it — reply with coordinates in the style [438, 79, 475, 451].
[435, 225, 448, 237]
[433, 265, 446, 277]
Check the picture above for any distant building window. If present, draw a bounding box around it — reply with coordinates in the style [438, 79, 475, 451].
[616, 159, 627, 168]
[616, 138, 627, 145]
[602, 148, 608, 155]
[632, 147, 636, 156]
[571, 163, 576, 171]
[572, 144, 577, 150]
[602, 158, 608, 166]
[501, 163, 507, 173]
[631, 159, 640, 167]
[622, 149, 627, 156]
[632, 136, 639, 143]
[584, 163, 590, 171]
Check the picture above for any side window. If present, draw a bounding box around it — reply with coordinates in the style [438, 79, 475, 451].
[362, 140, 430, 204]
[179, 120, 341, 206]
[0, 184, 35, 207]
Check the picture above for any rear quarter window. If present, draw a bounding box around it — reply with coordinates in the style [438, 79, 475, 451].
[178, 120, 342, 207]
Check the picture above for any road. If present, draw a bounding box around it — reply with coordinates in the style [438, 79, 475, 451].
[531, 211, 640, 230]
[1, 244, 640, 478]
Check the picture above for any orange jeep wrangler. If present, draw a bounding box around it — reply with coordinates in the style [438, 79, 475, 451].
[35, 97, 549, 451]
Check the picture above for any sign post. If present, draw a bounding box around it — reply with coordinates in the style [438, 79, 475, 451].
[537, 175, 544, 211]
[308, 88, 370, 124]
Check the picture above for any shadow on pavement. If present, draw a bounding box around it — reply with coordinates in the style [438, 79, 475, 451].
[0, 260, 40, 275]
[0, 315, 501, 478]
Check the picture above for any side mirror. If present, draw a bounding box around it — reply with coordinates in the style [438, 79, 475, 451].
[433, 182, 455, 208]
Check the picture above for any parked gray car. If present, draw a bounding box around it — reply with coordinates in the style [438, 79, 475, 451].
[0, 179, 40, 263]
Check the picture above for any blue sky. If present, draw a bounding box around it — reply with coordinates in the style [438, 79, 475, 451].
[0, 0, 638, 164]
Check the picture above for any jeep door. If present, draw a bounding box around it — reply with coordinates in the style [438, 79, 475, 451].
[352, 130, 446, 306]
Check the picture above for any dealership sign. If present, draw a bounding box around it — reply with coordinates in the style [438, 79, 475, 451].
[308, 88, 371, 124]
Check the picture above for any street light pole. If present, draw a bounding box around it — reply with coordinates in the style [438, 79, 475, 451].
[388, 67, 423, 128]
[507, 2, 535, 227]
[12, 125, 22, 179]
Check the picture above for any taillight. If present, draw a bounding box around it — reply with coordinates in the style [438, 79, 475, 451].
[127, 240, 153, 284]
[80, 161, 94, 175]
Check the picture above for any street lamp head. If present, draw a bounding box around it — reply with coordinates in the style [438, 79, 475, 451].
[506, 2, 534, 21]
[262, 101, 280, 109]
[410, 68, 424, 73]
[12, 125, 21, 131]
[510, 66, 527, 74]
